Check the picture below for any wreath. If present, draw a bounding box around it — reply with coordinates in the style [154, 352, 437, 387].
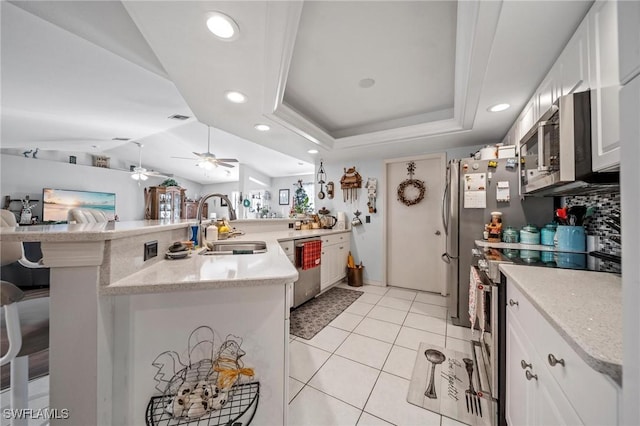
[397, 179, 426, 206]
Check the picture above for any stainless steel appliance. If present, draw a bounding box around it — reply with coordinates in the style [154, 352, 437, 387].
[292, 237, 321, 308]
[442, 158, 551, 328]
[519, 91, 619, 196]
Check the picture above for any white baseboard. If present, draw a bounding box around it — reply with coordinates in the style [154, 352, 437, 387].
[363, 279, 385, 287]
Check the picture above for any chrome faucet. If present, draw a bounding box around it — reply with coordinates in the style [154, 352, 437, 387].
[196, 193, 237, 245]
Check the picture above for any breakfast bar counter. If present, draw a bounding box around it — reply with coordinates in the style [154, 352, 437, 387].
[0, 220, 351, 425]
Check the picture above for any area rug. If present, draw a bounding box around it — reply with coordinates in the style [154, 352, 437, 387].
[290, 287, 363, 340]
[407, 342, 493, 426]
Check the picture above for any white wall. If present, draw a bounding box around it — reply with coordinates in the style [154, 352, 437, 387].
[318, 144, 482, 286]
[1, 154, 203, 221]
[271, 174, 314, 217]
[199, 182, 240, 220]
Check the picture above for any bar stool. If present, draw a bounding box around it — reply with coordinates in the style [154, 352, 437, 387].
[1, 210, 49, 426]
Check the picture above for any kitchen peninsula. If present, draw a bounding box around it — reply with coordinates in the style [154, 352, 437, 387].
[0, 220, 349, 425]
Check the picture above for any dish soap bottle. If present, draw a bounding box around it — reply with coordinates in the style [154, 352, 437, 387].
[205, 222, 218, 243]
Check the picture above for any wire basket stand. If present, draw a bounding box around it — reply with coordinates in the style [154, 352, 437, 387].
[145, 326, 259, 426]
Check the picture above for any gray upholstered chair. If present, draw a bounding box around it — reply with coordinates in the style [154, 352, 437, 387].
[0, 210, 49, 426]
[67, 207, 109, 223]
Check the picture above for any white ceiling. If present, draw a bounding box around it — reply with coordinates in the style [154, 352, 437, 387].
[1, 1, 593, 182]
[284, 1, 457, 135]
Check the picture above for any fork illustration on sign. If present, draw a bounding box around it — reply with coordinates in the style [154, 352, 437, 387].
[463, 358, 482, 417]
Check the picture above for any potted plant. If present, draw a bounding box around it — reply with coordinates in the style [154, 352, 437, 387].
[160, 178, 180, 187]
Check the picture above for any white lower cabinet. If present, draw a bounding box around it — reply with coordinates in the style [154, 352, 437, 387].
[507, 309, 582, 426]
[320, 232, 350, 290]
[506, 280, 619, 425]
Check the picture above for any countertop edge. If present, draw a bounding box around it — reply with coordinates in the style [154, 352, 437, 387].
[499, 264, 622, 385]
[101, 273, 297, 296]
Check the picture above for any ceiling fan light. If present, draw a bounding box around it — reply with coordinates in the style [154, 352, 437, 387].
[131, 172, 148, 181]
[199, 160, 215, 170]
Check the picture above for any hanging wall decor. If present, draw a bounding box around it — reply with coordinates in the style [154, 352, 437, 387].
[397, 161, 426, 206]
[365, 178, 377, 213]
[340, 166, 362, 203]
[317, 161, 327, 200]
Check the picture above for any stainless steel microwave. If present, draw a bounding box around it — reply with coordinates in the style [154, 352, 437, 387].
[519, 91, 618, 196]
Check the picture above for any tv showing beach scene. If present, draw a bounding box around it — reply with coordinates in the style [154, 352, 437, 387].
[42, 188, 116, 222]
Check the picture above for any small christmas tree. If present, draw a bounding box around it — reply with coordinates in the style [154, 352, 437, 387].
[293, 180, 311, 214]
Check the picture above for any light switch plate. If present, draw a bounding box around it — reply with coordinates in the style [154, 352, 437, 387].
[144, 240, 158, 261]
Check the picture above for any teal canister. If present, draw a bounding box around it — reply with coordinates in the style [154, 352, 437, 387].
[502, 226, 519, 243]
[540, 223, 557, 246]
[519, 224, 540, 245]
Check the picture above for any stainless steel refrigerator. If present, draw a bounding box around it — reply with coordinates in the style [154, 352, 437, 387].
[442, 157, 552, 327]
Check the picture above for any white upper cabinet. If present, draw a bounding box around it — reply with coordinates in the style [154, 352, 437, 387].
[589, 0, 621, 172]
[618, 0, 640, 84]
[559, 19, 591, 96]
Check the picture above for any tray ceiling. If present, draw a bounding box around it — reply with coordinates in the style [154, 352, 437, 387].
[283, 1, 457, 137]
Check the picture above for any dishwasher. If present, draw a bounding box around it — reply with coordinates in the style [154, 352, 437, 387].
[292, 237, 322, 308]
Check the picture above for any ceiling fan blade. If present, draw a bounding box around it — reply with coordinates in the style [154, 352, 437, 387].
[215, 158, 238, 163]
[217, 162, 235, 168]
[171, 156, 198, 160]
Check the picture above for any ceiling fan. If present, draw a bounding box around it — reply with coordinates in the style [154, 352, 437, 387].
[172, 126, 238, 170]
[130, 141, 171, 182]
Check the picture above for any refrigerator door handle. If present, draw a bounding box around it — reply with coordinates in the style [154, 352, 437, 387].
[441, 178, 450, 235]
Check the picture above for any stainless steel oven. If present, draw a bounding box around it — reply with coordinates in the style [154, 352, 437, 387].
[470, 251, 500, 403]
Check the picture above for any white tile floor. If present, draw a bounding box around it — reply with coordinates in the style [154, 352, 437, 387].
[0, 375, 50, 426]
[1, 285, 471, 426]
[289, 284, 472, 426]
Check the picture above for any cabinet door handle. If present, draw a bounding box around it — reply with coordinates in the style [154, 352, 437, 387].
[525, 370, 538, 381]
[339, 246, 344, 249]
[520, 360, 532, 370]
[509, 299, 519, 307]
[547, 353, 565, 367]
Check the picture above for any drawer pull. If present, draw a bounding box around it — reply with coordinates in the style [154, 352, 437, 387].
[509, 299, 519, 307]
[547, 353, 565, 367]
[520, 360, 532, 370]
[525, 370, 538, 381]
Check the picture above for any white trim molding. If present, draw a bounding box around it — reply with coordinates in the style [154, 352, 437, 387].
[263, 1, 503, 150]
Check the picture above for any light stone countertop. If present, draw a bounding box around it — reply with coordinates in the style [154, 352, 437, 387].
[499, 264, 622, 384]
[1, 220, 351, 296]
[0, 219, 196, 242]
[102, 228, 351, 296]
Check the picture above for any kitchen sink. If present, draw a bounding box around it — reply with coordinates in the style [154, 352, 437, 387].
[200, 241, 267, 255]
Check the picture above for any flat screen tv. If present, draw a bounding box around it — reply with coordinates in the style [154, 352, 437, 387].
[42, 188, 116, 222]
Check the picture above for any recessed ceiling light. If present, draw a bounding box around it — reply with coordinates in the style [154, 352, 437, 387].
[359, 78, 376, 88]
[254, 124, 270, 131]
[206, 12, 239, 41]
[307, 149, 318, 154]
[488, 103, 510, 112]
[225, 91, 247, 104]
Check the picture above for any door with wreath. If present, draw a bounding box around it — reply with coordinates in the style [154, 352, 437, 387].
[385, 154, 446, 294]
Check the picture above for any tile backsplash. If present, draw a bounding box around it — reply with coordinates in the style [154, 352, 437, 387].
[562, 192, 621, 273]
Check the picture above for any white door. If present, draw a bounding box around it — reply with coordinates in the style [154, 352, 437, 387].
[385, 154, 445, 293]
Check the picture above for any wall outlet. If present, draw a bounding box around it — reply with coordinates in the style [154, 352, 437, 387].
[144, 240, 158, 261]
[288, 223, 294, 229]
[366, 215, 371, 223]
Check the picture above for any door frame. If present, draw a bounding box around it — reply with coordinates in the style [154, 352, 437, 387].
[383, 152, 447, 294]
